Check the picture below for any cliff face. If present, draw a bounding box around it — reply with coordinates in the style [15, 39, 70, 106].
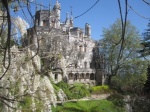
[0, 46, 65, 112]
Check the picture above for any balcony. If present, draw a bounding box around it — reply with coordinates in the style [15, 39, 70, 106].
[67, 68, 95, 74]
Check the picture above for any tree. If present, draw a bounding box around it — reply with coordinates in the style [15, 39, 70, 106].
[0, 0, 36, 110]
[143, 65, 150, 95]
[139, 20, 150, 58]
[100, 19, 146, 85]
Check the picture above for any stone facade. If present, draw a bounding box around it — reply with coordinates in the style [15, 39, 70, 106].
[22, 0, 106, 85]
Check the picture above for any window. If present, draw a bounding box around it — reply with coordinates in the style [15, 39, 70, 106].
[90, 73, 95, 80]
[84, 46, 86, 52]
[81, 74, 84, 78]
[86, 74, 89, 78]
[74, 73, 78, 80]
[43, 20, 49, 27]
[84, 61, 87, 68]
[69, 73, 74, 79]
[79, 32, 83, 41]
[55, 74, 58, 80]
[79, 45, 83, 52]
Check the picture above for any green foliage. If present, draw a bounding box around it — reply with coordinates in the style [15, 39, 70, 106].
[20, 96, 32, 112]
[53, 100, 126, 112]
[56, 81, 90, 100]
[8, 81, 20, 98]
[19, 96, 44, 112]
[107, 92, 125, 108]
[91, 85, 111, 94]
[100, 19, 142, 85]
[111, 61, 147, 94]
[53, 84, 60, 93]
[69, 83, 90, 99]
[139, 21, 150, 57]
[24, 56, 30, 61]
[34, 99, 44, 112]
[56, 81, 70, 90]
[0, 101, 3, 112]
[131, 96, 150, 112]
[143, 65, 150, 94]
[108, 59, 147, 95]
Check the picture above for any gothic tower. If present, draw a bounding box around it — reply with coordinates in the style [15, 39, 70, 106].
[53, 0, 61, 28]
[85, 23, 91, 38]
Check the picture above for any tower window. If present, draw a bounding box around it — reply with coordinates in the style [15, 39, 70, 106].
[43, 20, 49, 27]
[55, 74, 58, 80]
[79, 45, 83, 52]
[79, 32, 83, 41]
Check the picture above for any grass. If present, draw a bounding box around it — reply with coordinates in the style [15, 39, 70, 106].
[52, 100, 126, 112]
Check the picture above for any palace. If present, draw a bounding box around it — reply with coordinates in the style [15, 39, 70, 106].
[22, 0, 106, 85]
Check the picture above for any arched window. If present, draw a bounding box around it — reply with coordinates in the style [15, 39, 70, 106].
[69, 73, 73, 79]
[86, 73, 89, 79]
[55, 74, 58, 80]
[74, 73, 78, 81]
[90, 73, 95, 80]
[80, 73, 84, 79]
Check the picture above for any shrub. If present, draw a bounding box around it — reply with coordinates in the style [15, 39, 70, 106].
[111, 71, 147, 95]
[69, 83, 90, 99]
[130, 96, 150, 112]
[91, 85, 111, 94]
[56, 82, 90, 100]
[56, 81, 73, 99]
[20, 96, 32, 112]
[107, 92, 125, 107]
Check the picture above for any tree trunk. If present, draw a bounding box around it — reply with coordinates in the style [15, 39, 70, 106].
[107, 75, 112, 86]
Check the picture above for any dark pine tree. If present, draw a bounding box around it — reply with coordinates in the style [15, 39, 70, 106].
[139, 21, 150, 57]
[144, 65, 150, 94]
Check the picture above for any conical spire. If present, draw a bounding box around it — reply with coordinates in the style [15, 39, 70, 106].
[35, 2, 38, 11]
[70, 6, 74, 27]
[66, 12, 69, 19]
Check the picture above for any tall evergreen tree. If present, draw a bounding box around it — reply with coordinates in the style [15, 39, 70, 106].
[143, 65, 150, 94]
[140, 21, 150, 57]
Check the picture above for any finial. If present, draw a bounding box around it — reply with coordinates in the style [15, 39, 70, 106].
[40, 3, 42, 10]
[49, 3, 51, 11]
[66, 12, 69, 19]
[70, 6, 72, 16]
[35, 1, 37, 11]
[70, 6, 73, 20]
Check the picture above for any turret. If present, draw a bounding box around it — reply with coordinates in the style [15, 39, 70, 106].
[85, 23, 91, 38]
[53, 0, 61, 28]
[70, 7, 74, 27]
[53, 0, 61, 20]
[65, 12, 70, 26]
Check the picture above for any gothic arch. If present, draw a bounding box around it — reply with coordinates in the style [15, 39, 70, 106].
[69, 73, 74, 79]
[86, 73, 90, 79]
[74, 73, 78, 81]
[90, 73, 95, 80]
